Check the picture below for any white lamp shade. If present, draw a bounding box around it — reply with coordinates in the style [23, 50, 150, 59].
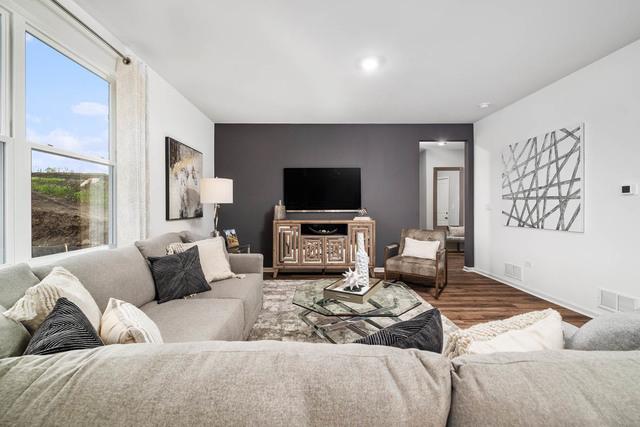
[201, 178, 233, 204]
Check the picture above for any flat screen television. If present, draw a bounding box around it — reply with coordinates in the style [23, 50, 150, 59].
[284, 168, 361, 211]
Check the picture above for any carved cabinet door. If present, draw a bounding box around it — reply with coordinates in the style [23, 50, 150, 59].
[276, 224, 300, 265]
[325, 236, 347, 265]
[348, 223, 374, 266]
[301, 236, 324, 264]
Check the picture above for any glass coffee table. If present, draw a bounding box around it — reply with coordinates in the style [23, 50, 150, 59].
[292, 278, 423, 343]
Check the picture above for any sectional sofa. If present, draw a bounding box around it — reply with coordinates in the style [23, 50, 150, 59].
[0, 231, 264, 344]
[0, 232, 639, 426]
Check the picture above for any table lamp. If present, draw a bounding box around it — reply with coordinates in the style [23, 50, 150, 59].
[200, 177, 233, 236]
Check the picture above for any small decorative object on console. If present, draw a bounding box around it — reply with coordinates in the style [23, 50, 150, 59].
[274, 200, 286, 220]
[353, 207, 371, 221]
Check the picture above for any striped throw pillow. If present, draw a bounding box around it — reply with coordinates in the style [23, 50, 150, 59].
[23, 298, 103, 356]
[354, 309, 444, 353]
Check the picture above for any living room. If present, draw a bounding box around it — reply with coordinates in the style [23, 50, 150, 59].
[1, 0, 639, 425]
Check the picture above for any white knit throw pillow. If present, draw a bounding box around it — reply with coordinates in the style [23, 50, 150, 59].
[166, 237, 239, 282]
[444, 309, 564, 358]
[100, 298, 163, 344]
[3, 267, 101, 334]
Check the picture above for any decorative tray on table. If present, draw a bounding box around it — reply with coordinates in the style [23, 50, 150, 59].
[323, 278, 383, 304]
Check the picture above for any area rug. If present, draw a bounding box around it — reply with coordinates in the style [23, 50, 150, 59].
[248, 280, 459, 346]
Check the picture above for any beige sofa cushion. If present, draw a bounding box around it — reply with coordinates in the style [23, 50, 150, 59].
[140, 298, 244, 342]
[449, 350, 640, 426]
[31, 246, 156, 311]
[0, 340, 452, 426]
[134, 232, 183, 259]
[0, 263, 41, 309]
[0, 305, 30, 358]
[194, 273, 263, 338]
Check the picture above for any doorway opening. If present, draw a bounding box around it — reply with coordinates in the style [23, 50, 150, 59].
[419, 141, 466, 255]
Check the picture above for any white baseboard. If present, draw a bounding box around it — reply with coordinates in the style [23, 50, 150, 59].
[468, 267, 598, 318]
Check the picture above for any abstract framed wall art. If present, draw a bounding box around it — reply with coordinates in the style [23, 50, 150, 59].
[501, 124, 584, 232]
[166, 137, 203, 220]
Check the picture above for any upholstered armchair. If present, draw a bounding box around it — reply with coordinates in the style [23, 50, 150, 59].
[384, 229, 448, 299]
[446, 225, 465, 252]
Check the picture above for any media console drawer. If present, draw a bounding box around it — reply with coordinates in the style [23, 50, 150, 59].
[272, 219, 375, 278]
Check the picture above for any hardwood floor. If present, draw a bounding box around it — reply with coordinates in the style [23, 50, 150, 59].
[266, 252, 591, 328]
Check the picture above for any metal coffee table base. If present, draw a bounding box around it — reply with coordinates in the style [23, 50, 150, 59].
[298, 299, 404, 344]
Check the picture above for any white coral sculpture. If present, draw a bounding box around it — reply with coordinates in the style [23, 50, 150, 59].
[342, 268, 359, 291]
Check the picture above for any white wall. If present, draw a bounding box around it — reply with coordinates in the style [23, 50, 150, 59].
[474, 39, 640, 317]
[146, 68, 215, 238]
[419, 148, 465, 228]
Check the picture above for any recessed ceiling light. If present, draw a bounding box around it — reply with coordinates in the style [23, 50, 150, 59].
[479, 102, 491, 109]
[437, 140, 447, 146]
[360, 56, 381, 73]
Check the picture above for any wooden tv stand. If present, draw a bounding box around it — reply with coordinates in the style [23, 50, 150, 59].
[272, 219, 376, 278]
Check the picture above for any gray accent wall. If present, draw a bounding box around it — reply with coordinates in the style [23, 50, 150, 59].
[215, 124, 474, 268]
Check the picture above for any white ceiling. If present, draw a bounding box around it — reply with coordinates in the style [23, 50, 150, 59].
[75, 0, 640, 124]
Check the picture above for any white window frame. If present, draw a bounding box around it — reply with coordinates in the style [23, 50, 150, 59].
[0, 0, 118, 265]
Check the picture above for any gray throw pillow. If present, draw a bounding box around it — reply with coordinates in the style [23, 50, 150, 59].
[134, 232, 183, 259]
[23, 298, 103, 356]
[0, 304, 31, 358]
[567, 312, 640, 351]
[148, 246, 211, 304]
[354, 308, 443, 353]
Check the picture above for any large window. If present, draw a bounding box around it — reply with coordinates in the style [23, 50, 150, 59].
[26, 32, 113, 258]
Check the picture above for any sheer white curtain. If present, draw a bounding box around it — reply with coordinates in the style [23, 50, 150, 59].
[115, 58, 148, 246]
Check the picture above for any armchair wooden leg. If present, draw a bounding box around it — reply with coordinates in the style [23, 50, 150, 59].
[445, 253, 448, 285]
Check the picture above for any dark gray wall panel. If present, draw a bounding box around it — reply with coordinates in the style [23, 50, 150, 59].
[214, 124, 474, 267]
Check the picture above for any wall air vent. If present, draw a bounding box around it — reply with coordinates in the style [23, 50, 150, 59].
[599, 289, 640, 312]
[599, 289, 618, 312]
[618, 294, 640, 312]
[504, 263, 523, 281]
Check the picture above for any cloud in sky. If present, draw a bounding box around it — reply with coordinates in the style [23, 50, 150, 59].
[27, 127, 108, 160]
[71, 102, 108, 117]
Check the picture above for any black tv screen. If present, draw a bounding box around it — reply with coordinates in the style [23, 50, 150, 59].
[284, 168, 361, 211]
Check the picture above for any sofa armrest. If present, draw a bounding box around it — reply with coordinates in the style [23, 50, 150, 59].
[562, 321, 579, 344]
[229, 253, 264, 274]
[384, 243, 399, 261]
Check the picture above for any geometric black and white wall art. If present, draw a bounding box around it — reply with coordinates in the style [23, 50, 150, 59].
[501, 123, 584, 232]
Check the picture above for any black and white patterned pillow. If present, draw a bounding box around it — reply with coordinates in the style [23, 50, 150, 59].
[148, 246, 211, 304]
[354, 308, 443, 353]
[23, 297, 103, 356]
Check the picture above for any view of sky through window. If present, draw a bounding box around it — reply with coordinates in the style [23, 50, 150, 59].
[26, 32, 109, 173]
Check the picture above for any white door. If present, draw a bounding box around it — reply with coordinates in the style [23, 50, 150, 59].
[437, 177, 450, 226]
